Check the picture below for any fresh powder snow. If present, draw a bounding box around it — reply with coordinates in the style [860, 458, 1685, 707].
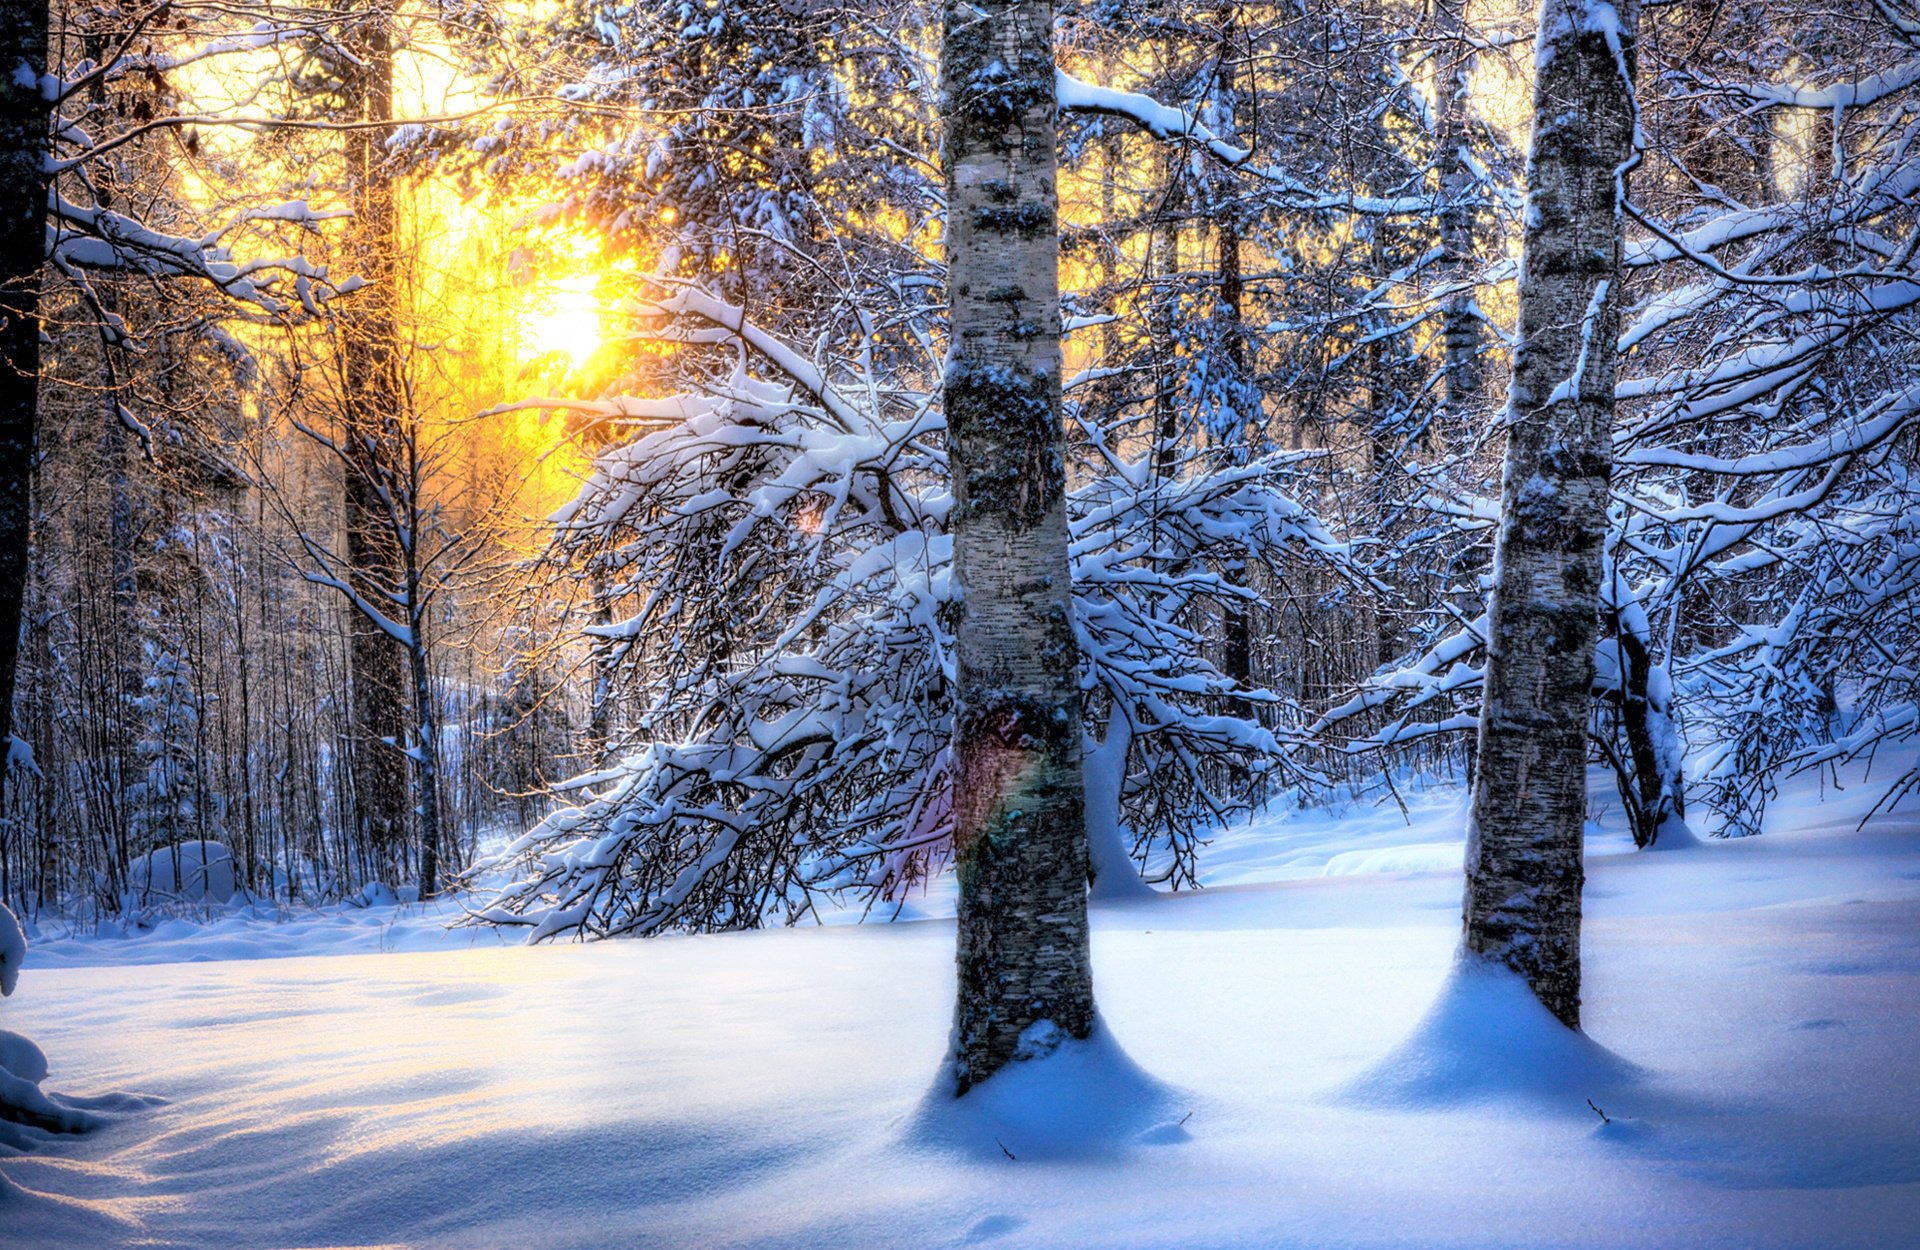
[1, 757, 1917, 1248]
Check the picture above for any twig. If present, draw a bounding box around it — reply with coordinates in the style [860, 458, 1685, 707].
[1587, 1098, 1610, 1125]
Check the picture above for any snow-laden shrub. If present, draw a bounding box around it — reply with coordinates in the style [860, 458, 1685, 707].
[125, 841, 238, 906]
[470, 289, 1358, 939]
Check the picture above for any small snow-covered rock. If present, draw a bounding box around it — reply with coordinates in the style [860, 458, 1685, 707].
[126, 842, 238, 905]
[0, 901, 23, 997]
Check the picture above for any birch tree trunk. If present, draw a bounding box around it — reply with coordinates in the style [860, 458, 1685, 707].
[1432, 0, 1483, 431]
[942, 0, 1094, 1095]
[0, 0, 50, 812]
[1461, 0, 1641, 1029]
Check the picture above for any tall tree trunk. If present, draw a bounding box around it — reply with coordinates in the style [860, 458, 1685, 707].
[80, 26, 144, 850]
[942, 0, 1094, 1095]
[1151, 163, 1182, 481]
[1365, 225, 1403, 671]
[405, 577, 441, 901]
[1216, 207, 1254, 717]
[1208, 9, 1255, 724]
[342, 9, 411, 884]
[0, 0, 50, 813]
[1431, 0, 1483, 432]
[586, 572, 614, 760]
[1461, 0, 1641, 1029]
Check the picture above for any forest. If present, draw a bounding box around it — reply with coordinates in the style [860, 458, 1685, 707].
[0, 0, 1917, 1247]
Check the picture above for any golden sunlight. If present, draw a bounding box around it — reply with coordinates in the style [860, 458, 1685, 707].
[524, 275, 603, 370]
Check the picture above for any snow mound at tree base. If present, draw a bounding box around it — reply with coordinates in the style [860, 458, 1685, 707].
[1336, 957, 1642, 1109]
[907, 1019, 1188, 1160]
[1645, 813, 1703, 851]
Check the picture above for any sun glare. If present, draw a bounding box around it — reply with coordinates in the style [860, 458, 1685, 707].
[525, 275, 603, 370]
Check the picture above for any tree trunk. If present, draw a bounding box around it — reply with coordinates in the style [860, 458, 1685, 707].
[1461, 0, 1641, 1029]
[586, 572, 614, 760]
[407, 621, 441, 902]
[942, 0, 1094, 1095]
[1615, 625, 1686, 848]
[0, 1, 50, 813]
[1215, 203, 1254, 719]
[1151, 164, 1181, 481]
[1432, 0, 1483, 433]
[342, 9, 411, 884]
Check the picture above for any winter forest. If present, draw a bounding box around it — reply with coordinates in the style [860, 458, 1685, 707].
[0, 0, 1918, 1245]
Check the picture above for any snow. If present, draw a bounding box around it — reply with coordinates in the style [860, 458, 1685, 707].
[3, 758, 1919, 1248]
[0, 904, 22, 998]
[909, 1019, 1181, 1161]
[122, 842, 238, 907]
[22, 893, 517, 969]
[1338, 957, 1641, 1106]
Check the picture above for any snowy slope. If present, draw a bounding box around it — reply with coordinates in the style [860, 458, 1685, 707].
[3, 761, 1919, 1249]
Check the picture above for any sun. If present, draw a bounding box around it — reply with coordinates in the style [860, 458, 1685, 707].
[525, 275, 602, 370]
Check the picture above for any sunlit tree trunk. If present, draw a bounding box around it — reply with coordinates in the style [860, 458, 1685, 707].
[0, 0, 50, 812]
[1462, 0, 1641, 1028]
[402, 507, 441, 900]
[586, 572, 614, 760]
[342, 8, 411, 883]
[942, 0, 1094, 1094]
[1151, 161, 1181, 480]
[84, 28, 142, 851]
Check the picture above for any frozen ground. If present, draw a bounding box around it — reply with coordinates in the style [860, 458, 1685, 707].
[3, 758, 1919, 1249]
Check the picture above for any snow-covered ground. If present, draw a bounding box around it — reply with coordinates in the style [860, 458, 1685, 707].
[4, 759, 1919, 1249]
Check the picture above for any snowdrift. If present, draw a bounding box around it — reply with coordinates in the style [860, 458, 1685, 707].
[1337, 956, 1641, 1109]
[907, 1019, 1186, 1160]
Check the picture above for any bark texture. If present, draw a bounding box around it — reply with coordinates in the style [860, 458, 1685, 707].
[0, 0, 50, 811]
[1615, 626, 1686, 848]
[1214, 191, 1254, 717]
[942, 0, 1094, 1095]
[1432, 0, 1483, 429]
[1462, 0, 1641, 1028]
[341, 9, 411, 882]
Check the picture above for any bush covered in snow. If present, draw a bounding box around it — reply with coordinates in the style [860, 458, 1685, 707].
[125, 842, 238, 907]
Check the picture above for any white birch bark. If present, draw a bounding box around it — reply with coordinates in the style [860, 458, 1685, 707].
[941, 0, 1095, 1094]
[1462, 0, 1642, 1028]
